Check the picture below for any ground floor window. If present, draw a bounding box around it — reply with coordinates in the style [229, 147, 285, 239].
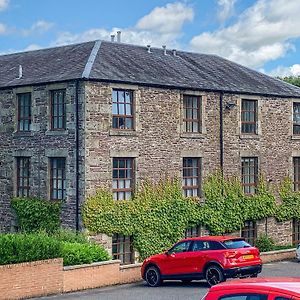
[241, 220, 257, 246]
[292, 219, 300, 245]
[112, 234, 134, 265]
[184, 225, 202, 238]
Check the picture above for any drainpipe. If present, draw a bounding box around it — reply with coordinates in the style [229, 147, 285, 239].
[220, 92, 224, 175]
[75, 80, 80, 231]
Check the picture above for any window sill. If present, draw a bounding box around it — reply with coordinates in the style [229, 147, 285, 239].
[239, 134, 260, 140]
[180, 132, 205, 139]
[13, 131, 33, 137]
[109, 129, 137, 137]
[45, 130, 68, 136]
[291, 135, 300, 140]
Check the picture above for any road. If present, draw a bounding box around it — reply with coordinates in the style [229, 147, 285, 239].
[35, 260, 300, 300]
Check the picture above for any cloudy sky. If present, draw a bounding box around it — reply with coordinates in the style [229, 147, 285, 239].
[0, 0, 299, 77]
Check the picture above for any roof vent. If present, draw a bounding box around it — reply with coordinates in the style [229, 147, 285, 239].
[111, 34, 115, 42]
[162, 45, 167, 55]
[172, 49, 177, 56]
[147, 45, 151, 53]
[18, 65, 23, 79]
[117, 31, 121, 43]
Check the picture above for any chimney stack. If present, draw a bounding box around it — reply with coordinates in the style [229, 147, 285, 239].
[117, 31, 121, 43]
[111, 34, 115, 42]
[172, 49, 177, 56]
[147, 45, 151, 53]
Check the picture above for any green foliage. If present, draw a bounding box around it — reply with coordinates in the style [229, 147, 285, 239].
[61, 242, 110, 266]
[0, 233, 61, 265]
[280, 76, 300, 87]
[52, 228, 89, 244]
[276, 178, 300, 221]
[0, 230, 110, 266]
[11, 197, 61, 233]
[254, 234, 275, 252]
[83, 174, 278, 260]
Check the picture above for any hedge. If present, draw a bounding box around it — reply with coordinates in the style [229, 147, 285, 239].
[0, 232, 110, 266]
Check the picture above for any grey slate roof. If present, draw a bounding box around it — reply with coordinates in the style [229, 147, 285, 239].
[1, 40, 300, 98]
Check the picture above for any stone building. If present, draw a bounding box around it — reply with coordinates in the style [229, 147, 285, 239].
[1, 40, 300, 263]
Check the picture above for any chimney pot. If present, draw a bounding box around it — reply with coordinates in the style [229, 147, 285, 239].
[111, 34, 115, 42]
[172, 49, 177, 56]
[18, 65, 23, 79]
[162, 45, 167, 55]
[117, 31, 121, 43]
[147, 45, 151, 53]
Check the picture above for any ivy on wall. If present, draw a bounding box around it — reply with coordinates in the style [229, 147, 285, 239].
[11, 198, 61, 233]
[83, 172, 300, 260]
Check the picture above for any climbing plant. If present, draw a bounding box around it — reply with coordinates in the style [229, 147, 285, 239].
[82, 173, 286, 260]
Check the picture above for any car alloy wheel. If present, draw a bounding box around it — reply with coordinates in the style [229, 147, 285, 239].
[205, 265, 225, 287]
[145, 266, 161, 287]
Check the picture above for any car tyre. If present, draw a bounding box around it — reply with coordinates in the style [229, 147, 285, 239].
[205, 265, 225, 287]
[145, 266, 162, 287]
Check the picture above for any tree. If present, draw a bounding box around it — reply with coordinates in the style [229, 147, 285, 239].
[280, 76, 300, 88]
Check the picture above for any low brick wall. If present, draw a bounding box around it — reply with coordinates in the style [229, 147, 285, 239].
[0, 258, 63, 300]
[63, 261, 142, 292]
[0, 258, 142, 299]
[261, 248, 295, 264]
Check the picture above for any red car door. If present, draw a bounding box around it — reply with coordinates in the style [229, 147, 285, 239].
[162, 240, 192, 275]
[183, 240, 211, 274]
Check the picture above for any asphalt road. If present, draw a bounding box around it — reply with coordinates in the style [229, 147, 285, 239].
[35, 260, 300, 300]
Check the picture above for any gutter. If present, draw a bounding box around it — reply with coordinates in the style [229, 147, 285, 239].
[75, 80, 80, 231]
[220, 92, 224, 174]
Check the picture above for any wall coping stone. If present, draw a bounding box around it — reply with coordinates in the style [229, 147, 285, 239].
[120, 263, 142, 270]
[63, 259, 121, 271]
[261, 248, 295, 255]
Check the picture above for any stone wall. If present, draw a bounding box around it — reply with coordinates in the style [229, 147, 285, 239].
[84, 82, 298, 247]
[0, 81, 86, 230]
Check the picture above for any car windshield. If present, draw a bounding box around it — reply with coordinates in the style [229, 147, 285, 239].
[222, 239, 251, 249]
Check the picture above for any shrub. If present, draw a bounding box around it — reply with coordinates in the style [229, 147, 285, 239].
[61, 242, 110, 266]
[254, 234, 275, 252]
[52, 229, 89, 244]
[11, 198, 61, 233]
[0, 233, 61, 265]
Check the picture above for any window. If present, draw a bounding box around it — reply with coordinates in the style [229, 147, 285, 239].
[275, 297, 292, 300]
[241, 221, 257, 246]
[112, 158, 134, 200]
[293, 157, 300, 191]
[241, 157, 258, 194]
[192, 240, 224, 251]
[183, 95, 201, 132]
[182, 158, 201, 197]
[219, 295, 267, 300]
[112, 90, 134, 130]
[112, 234, 134, 265]
[169, 241, 192, 253]
[185, 226, 201, 238]
[16, 157, 30, 197]
[293, 102, 300, 135]
[17, 93, 31, 131]
[241, 99, 257, 134]
[292, 219, 300, 246]
[50, 157, 66, 200]
[51, 90, 66, 130]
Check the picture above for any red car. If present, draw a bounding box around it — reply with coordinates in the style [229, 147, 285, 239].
[203, 277, 300, 299]
[141, 236, 262, 287]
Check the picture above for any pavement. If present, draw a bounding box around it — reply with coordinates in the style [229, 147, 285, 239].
[35, 260, 300, 300]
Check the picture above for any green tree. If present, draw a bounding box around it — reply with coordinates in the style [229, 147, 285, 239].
[280, 76, 300, 87]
